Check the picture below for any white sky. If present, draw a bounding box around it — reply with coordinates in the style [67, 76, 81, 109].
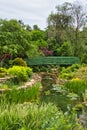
[0, 0, 87, 29]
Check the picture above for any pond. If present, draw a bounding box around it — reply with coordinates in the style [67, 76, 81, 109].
[40, 73, 75, 112]
[40, 92, 72, 112]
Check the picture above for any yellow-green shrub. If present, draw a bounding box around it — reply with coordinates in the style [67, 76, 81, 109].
[8, 66, 33, 82]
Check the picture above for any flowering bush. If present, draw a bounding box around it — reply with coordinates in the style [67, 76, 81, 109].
[40, 47, 53, 56]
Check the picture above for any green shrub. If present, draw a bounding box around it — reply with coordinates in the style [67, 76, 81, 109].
[0, 67, 7, 77]
[12, 57, 27, 66]
[8, 66, 33, 82]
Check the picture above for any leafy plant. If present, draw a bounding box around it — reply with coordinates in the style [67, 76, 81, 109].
[65, 80, 87, 96]
[0, 67, 7, 77]
[59, 64, 81, 79]
[8, 66, 33, 82]
[74, 66, 87, 80]
[52, 84, 66, 94]
[12, 57, 27, 66]
[0, 82, 41, 104]
[0, 102, 85, 130]
[67, 92, 79, 101]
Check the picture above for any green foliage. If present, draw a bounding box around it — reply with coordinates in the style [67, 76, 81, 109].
[0, 79, 19, 89]
[0, 19, 32, 59]
[60, 72, 74, 79]
[12, 57, 27, 66]
[8, 66, 33, 82]
[80, 53, 87, 63]
[0, 19, 48, 63]
[0, 31, 31, 58]
[67, 92, 79, 101]
[30, 30, 45, 41]
[74, 66, 87, 80]
[35, 39, 48, 47]
[47, 2, 87, 58]
[0, 67, 7, 73]
[60, 64, 81, 79]
[0, 67, 7, 77]
[0, 82, 41, 103]
[0, 102, 85, 130]
[32, 65, 55, 73]
[26, 43, 44, 58]
[65, 80, 87, 96]
[0, 19, 23, 32]
[56, 41, 74, 56]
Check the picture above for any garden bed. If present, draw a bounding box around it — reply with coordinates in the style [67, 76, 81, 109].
[0, 73, 41, 93]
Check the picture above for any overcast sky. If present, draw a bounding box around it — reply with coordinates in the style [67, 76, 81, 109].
[0, 0, 87, 29]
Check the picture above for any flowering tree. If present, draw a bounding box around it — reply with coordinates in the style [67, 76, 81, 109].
[40, 47, 53, 56]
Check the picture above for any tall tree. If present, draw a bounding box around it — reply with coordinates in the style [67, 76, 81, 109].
[0, 19, 32, 58]
[47, 1, 87, 56]
[47, 2, 73, 55]
[71, 1, 87, 55]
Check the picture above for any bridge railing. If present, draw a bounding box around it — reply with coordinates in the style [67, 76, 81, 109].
[25, 56, 80, 66]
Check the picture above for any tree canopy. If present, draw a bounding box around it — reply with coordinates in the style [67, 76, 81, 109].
[0, 1, 87, 67]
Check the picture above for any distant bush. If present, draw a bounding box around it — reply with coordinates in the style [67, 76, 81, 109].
[8, 66, 33, 82]
[12, 57, 27, 66]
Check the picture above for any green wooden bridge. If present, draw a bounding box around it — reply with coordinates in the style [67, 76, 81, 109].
[25, 56, 80, 66]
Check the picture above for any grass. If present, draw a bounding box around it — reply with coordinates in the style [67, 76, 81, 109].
[0, 82, 41, 104]
[65, 80, 87, 96]
[0, 102, 85, 130]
